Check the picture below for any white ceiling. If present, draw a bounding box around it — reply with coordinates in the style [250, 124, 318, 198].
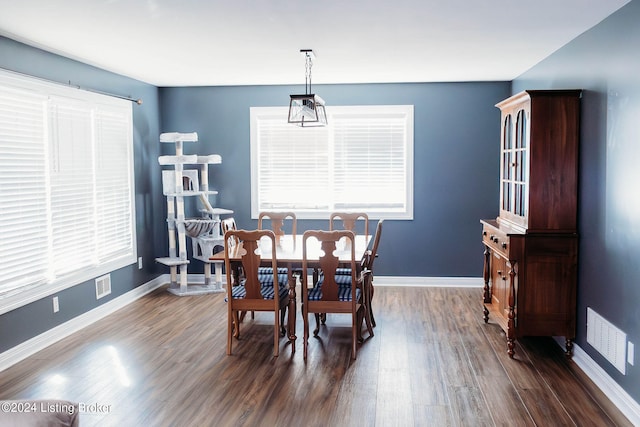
[0, 0, 630, 87]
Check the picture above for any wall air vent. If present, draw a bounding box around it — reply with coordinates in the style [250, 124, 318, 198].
[586, 307, 627, 374]
[95, 274, 112, 300]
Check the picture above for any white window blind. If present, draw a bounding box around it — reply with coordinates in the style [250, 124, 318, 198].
[0, 69, 136, 313]
[94, 106, 136, 263]
[250, 105, 413, 219]
[49, 97, 95, 276]
[0, 85, 49, 292]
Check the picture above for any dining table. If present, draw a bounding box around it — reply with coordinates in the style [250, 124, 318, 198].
[210, 233, 371, 349]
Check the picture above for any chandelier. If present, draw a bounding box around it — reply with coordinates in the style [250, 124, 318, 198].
[288, 49, 327, 127]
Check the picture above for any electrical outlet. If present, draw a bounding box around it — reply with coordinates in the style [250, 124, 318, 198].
[628, 342, 635, 366]
[138, 257, 143, 269]
[52, 296, 59, 313]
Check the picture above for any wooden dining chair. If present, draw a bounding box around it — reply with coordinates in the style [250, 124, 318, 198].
[224, 229, 289, 357]
[334, 219, 384, 333]
[258, 211, 297, 237]
[329, 212, 369, 237]
[301, 230, 366, 360]
[362, 219, 383, 327]
[327, 212, 372, 327]
[257, 211, 296, 287]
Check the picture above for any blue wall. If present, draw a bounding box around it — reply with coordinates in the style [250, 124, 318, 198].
[160, 82, 509, 277]
[0, 36, 165, 353]
[513, 0, 640, 403]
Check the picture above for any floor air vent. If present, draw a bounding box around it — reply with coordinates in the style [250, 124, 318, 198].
[586, 307, 626, 374]
[95, 274, 112, 300]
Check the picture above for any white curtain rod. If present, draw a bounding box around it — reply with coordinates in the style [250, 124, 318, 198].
[0, 66, 143, 105]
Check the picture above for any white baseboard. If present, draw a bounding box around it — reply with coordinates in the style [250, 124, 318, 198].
[374, 276, 483, 287]
[553, 337, 640, 425]
[0, 274, 169, 373]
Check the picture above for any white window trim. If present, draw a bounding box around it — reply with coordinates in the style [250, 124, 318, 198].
[250, 105, 414, 220]
[0, 69, 137, 315]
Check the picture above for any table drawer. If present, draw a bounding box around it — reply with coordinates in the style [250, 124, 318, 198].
[482, 224, 509, 257]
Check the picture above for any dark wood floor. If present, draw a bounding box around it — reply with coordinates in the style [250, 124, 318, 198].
[0, 285, 632, 426]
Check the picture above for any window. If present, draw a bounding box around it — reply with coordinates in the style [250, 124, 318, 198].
[0, 69, 136, 314]
[250, 105, 413, 219]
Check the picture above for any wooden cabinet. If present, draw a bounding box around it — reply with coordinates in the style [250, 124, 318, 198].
[481, 90, 581, 358]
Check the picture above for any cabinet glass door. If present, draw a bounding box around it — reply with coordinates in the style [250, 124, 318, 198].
[513, 109, 528, 217]
[500, 109, 529, 223]
[501, 115, 513, 212]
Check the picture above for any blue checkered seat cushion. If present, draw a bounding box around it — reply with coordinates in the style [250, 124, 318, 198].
[307, 275, 361, 302]
[230, 279, 289, 300]
[257, 267, 289, 287]
[226, 267, 289, 301]
[335, 268, 352, 276]
[318, 271, 354, 288]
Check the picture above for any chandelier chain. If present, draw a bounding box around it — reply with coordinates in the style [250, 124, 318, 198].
[305, 53, 313, 94]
